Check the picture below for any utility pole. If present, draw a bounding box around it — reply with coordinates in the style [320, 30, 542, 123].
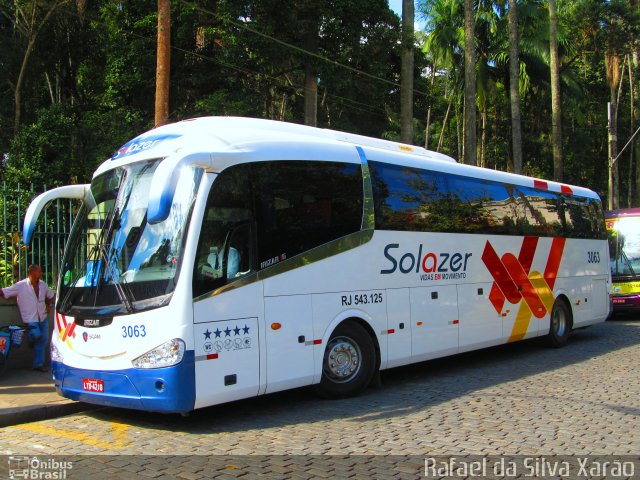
[609, 102, 618, 210]
[155, 0, 171, 127]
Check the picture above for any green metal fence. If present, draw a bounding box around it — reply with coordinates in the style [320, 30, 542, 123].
[0, 183, 80, 289]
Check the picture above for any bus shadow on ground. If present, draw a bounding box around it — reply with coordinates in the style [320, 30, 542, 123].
[89, 319, 639, 433]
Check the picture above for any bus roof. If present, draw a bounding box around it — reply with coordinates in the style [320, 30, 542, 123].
[104, 116, 454, 167]
[97, 116, 601, 204]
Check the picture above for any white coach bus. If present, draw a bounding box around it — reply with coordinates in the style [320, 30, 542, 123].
[23, 117, 611, 413]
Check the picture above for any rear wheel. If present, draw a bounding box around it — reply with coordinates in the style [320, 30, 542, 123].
[547, 299, 571, 347]
[0, 353, 6, 376]
[316, 321, 376, 398]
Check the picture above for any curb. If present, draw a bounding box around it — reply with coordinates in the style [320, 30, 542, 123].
[0, 402, 99, 428]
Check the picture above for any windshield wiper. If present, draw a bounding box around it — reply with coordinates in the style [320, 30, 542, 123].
[619, 250, 636, 276]
[58, 239, 101, 314]
[60, 195, 138, 314]
[98, 244, 135, 313]
[90, 189, 137, 313]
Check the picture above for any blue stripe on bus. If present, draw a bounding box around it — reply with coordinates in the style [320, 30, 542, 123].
[52, 350, 196, 413]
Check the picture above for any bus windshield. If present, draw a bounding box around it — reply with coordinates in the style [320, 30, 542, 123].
[607, 215, 640, 279]
[58, 159, 201, 316]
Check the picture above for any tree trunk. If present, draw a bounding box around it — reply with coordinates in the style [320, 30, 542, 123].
[507, 0, 523, 174]
[628, 57, 634, 207]
[304, 65, 318, 127]
[438, 92, 453, 152]
[425, 106, 431, 149]
[13, 36, 37, 133]
[425, 65, 436, 149]
[155, 0, 171, 128]
[606, 51, 623, 209]
[549, 0, 563, 181]
[301, 7, 319, 127]
[13, 1, 67, 134]
[456, 98, 463, 160]
[463, 0, 477, 165]
[479, 108, 487, 167]
[608, 100, 619, 210]
[400, 0, 414, 144]
[633, 17, 640, 206]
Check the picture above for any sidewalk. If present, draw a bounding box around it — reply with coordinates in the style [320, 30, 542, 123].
[0, 366, 94, 428]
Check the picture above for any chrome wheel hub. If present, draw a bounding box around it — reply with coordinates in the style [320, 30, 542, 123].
[325, 336, 361, 382]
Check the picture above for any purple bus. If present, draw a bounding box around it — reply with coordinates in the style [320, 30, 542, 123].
[606, 208, 640, 313]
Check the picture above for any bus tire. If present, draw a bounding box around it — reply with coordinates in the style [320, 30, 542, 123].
[316, 321, 376, 399]
[546, 299, 571, 348]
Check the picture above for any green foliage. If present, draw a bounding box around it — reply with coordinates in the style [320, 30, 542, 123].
[0, 233, 22, 288]
[0, 0, 638, 210]
[7, 106, 76, 186]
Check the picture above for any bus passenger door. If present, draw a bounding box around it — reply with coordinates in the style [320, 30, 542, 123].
[410, 285, 459, 361]
[192, 214, 264, 408]
[192, 281, 264, 408]
[264, 295, 315, 393]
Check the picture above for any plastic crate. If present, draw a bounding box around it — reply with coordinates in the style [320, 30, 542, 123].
[8, 326, 24, 347]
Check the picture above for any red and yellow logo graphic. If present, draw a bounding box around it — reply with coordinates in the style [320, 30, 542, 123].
[482, 237, 565, 342]
[56, 312, 77, 349]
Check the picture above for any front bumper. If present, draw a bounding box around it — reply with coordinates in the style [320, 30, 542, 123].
[611, 294, 640, 313]
[52, 351, 195, 413]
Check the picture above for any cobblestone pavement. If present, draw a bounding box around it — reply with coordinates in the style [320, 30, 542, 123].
[0, 319, 639, 478]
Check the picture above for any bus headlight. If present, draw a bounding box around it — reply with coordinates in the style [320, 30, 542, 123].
[132, 338, 185, 369]
[51, 342, 63, 363]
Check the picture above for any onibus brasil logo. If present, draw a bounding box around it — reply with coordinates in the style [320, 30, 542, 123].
[482, 236, 565, 342]
[8, 456, 73, 479]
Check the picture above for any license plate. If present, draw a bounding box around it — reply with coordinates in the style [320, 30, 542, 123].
[82, 378, 104, 393]
[613, 298, 626, 304]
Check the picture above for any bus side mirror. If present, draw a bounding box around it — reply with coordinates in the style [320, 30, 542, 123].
[23, 184, 90, 244]
[147, 152, 212, 224]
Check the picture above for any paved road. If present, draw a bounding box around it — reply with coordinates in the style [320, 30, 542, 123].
[1, 319, 639, 478]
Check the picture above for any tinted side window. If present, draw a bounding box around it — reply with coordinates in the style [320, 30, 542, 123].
[565, 196, 606, 239]
[369, 161, 507, 234]
[253, 161, 363, 267]
[370, 160, 604, 239]
[511, 186, 565, 237]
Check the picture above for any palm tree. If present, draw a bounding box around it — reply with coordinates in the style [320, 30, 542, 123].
[507, 0, 523, 173]
[602, 0, 640, 208]
[401, 0, 415, 143]
[548, 0, 562, 181]
[464, 0, 477, 165]
[421, 0, 465, 156]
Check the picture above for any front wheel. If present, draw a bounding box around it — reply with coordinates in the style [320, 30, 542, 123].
[546, 299, 572, 347]
[316, 321, 376, 398]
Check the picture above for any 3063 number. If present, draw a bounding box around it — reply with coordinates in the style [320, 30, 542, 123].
[122, 325, 147, 338]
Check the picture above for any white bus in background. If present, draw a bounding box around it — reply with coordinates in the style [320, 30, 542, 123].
[23, 117, 611, 413]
